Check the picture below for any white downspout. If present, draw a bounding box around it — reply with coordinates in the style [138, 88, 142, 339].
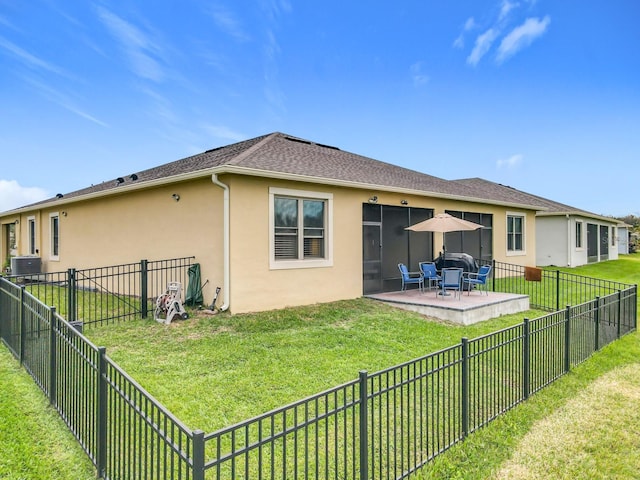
[211, 173, 230, 311]
[567, 214, 572, 267]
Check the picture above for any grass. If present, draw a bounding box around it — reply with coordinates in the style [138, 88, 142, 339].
[87, 300, 548, 433]
[0, 348, 95, 480]
[416, 330, 640, 479]
[553, 253, 640, 285]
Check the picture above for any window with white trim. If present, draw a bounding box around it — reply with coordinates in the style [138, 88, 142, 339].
[50, 213, 60, 260]
[576, 221, 583, 249]
[507, 213, 525, 253]
[270, 187, 333, 269]
[611, 226, 615, 246]
[28, 216, 36, 255]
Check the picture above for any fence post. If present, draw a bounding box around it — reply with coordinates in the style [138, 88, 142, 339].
[555, 270, 560, 312]
[97, 346, 108, 479]
[140, 259, 149, 319]
[617, 291, 622, 339]
[49, 307, 57, 406]
[359, 370, 369, 480]
[564, 306, 571, 373]
[192, 430, 205, 480]
[523, 319, 530, 400]
[491, 259, 496, 292]
[594, 296, 600, 352]
[67, 268, 76, 323]
[461, 338, 469, 438]
[631, 284, 638, 330]
[19, 286, 25, 365]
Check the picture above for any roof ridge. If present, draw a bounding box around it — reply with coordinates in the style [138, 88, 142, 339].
[227, 132, 281, 166]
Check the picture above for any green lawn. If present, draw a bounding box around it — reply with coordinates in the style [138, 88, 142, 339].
[0, 348, 95, 480]
[553, 252, 640, 285]
[417, 330, 640, 479]
[87, 300, 548, 433]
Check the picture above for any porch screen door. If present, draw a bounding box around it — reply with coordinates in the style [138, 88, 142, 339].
[363, 224, 382, 294]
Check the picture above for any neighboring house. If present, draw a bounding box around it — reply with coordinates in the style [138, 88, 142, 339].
[617, 223, 631, 255]
[454, 178, 621, 268]
[1, 132, 548, 313]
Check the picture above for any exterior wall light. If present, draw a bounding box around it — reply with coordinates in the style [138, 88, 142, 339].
[368, 196, 378, 204]
[401, 200, 408, 205]
[172, 194, 180, 202]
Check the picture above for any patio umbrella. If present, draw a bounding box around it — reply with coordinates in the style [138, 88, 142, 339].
[405, 213, 483, 255]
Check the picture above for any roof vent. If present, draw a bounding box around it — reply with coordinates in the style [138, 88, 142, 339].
[55, 193, 64, 198]
[115, 177, 125, 185]
[316, 142, 340, 151]
[284, 136, 312, 145]
[129, 174, 138, 181]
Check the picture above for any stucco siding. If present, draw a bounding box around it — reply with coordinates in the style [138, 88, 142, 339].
[536, 216, 568, 267]
[226, 176, 363, 313]
[5, 178, 225, 303]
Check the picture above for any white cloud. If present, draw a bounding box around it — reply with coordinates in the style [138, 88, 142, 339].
[453, 17, 476, 49]
[96, 6, 165, 82]
[499, 0, 519, 21]
[410, 62, 429, 87]
[497, 16, 550, 63]
[22, 76, 109, 127]
[464, 17, 477, 30]
[496, 154, 524, 169]
[0, 36, 67, 77]
[202, 125, 247, 143]
[467, 28, 498, 66]
[207, 5, 250, 42]
[0, 180, 49, 213]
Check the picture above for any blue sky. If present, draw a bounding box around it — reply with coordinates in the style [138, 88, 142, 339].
[1, 0, 638, 216]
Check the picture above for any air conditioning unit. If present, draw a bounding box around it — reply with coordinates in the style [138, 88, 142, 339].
[10, 256, 42, 275]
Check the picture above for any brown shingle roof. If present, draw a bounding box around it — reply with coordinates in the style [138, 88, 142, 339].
[11, 132, 545, 212]
[453, 177, 616, 222]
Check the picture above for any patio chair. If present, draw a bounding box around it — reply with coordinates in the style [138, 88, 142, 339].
[463, 265, 492, 295]
[398, 263, 424, 293]
[419, 261, 441, 291]
[439, 268, 463, 299]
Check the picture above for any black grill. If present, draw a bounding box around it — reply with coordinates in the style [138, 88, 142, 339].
[433, 252, 479, 273]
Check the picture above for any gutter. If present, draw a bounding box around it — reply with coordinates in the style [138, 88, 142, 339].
[209, 165, 549, 212]
[211, 174, 230, 312]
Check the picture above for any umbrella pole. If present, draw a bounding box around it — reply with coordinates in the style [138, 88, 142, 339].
[442, 232, 446, 257]
[439, 232, 450, 295]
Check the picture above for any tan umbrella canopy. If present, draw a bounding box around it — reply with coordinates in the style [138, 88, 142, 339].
[405, 213, 483, 255]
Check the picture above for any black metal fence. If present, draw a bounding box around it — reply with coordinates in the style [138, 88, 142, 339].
[487, 260, 631, 312]
[0, 279, 198, 479]
[6, 256, 195, 326]
[0, 264, 637, 480]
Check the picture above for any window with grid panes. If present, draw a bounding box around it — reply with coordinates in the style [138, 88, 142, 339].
[507, 214, 524, 252]
[274, 196, 326, 260]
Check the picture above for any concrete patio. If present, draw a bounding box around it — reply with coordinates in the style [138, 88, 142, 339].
[366, 287, 530, 325]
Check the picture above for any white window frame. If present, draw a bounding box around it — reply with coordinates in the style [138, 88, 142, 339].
[575, 221, 584, 250]
[506, 212, 526, 256]
[27, 216, 37, 256]
[611, 226, 616, 246]
[49, 212, 60, 261]
[269, 187, 333, 270]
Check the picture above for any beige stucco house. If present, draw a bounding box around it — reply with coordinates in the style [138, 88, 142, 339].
[1, 132, 547, 313]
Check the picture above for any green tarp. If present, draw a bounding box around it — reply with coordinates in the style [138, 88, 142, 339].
[185, 263, 204, 306]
